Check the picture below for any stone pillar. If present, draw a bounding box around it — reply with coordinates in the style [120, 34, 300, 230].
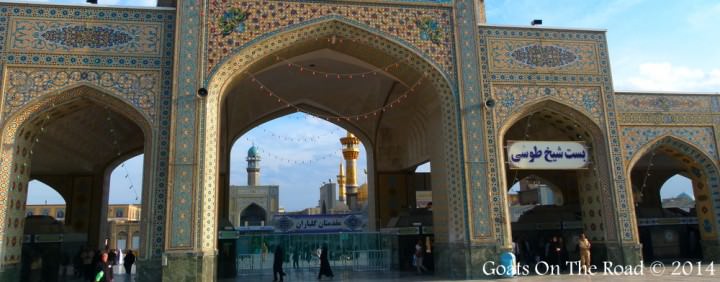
[163, 0, 215, 280]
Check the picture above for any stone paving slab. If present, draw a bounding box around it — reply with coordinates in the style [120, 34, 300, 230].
[217, 264, 720, 281]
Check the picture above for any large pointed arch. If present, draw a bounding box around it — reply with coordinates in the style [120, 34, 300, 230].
[195, 17, 464, 256]
[625, 134, 720, 260]
[497, 98, 620, 247]
[0, 84, 156, 266]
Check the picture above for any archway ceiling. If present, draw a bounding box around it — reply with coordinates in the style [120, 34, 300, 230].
[223, 48, 440, 169]
[30, 98, 144, 176]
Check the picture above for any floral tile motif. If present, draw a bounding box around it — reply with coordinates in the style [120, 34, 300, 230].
[615, 94, 714, 113]
[415, 17, 443, 44]
[620, 126, 718, 162]
[494, 85, 603, 127]
[487, 38, 599, 74]
[8, 18, 163, 56]
[3, 67, 159, 122]
[510, 44, 578, 68]
[206, 0, 454, 76]
[218, 7, 249, 36]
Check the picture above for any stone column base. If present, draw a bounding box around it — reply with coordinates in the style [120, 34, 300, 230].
[592, 242, 641, 266]
[434, 242, 499, 279]
[702, 239, 720, 262]
[137, 257, 163, 281]
[162, 252, 216, 282]
[0, 264, 20, 281]
[620, 242, 642, 265]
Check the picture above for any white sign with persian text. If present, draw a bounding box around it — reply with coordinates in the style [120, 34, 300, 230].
[507, 141, 589, 170]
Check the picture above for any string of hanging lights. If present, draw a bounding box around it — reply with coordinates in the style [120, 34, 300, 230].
[246, 71, 427, 121]
[239, 137, 343, 165]
[637, 149, 657, 204]
[274, 54, 408, 80]
[104, 107, 140, 203]
[258, 127, 342, 143]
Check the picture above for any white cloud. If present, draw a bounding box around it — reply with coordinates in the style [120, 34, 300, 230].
[618, 62, 720, 92]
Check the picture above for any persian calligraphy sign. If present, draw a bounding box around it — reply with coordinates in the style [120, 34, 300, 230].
[507, 141, 589, 170]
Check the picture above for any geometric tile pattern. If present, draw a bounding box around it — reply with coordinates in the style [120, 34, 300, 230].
[493, 84, 603, 127]
[616, 94, 715, 113]
[206, 0, 456, 80]
[453, 0, 487, 243]
[166, 0, 202, 250]
[2, 67, 160, 122]
[620, 126, 718, 162]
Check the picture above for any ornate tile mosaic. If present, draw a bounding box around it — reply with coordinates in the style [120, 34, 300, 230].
[493, 84, 603, 128]
[2, 67, 160, 122]
[615, 94, 714, 113]
[620, 126, 718, 162]
[480, 25, 637, 245]
[8, 18, 164, 56]
[206, 0, 455, 79]
[0, 3, 175, 263]
[486, 38, 600, 75]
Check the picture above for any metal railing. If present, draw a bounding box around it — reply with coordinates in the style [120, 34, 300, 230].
[352, 250, 390, 272]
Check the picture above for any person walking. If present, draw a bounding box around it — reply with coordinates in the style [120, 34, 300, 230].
[414, 239, 428, 274]
[578, 233, 592, 272]
[123, 250, 135, 277]
[273, 245, 286, 282]
[317, 244, 334, 280]
[94, 252, 113, 282]
[292, 249, 299, 269]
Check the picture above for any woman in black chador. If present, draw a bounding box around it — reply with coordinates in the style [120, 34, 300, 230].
[317, 244, 334, 280]
[273, 245, 286, 282]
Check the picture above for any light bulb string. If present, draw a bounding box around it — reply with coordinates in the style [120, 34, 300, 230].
[274, 54, 409, 80]
[246, 71, 427, 121]
[258, 127, 342, 143]
[104, 107, 140, 203]
[511, 112, 535, 186]
[241, 137, 343, 165]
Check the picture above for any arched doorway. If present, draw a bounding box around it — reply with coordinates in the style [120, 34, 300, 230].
[0, 85, 154, 279]
[203, 19, 461, 276]
[499, 100, 617, 265]
[628, 136, 720, 261]
[239, 204, 268, 227]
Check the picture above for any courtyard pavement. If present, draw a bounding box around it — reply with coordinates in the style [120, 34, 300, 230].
[214, 263, 720, 282]
[57, 263, 720, 281]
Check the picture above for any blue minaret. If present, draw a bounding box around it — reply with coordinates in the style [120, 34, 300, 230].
[247, 145, 260, 186]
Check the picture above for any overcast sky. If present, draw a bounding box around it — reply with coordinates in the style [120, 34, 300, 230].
[27, 0, 717, 208]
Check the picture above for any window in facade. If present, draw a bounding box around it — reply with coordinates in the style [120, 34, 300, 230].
[56, 209, 65, 218]
[116, 208, 124, 218]
[117, 232, 128, 250]
[132, 233, 140, 249]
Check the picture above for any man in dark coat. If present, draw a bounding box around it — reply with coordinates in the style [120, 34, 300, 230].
[273, 245, 286, 282]
[123, 250, 135, 276]
[317, 244, 334, 280]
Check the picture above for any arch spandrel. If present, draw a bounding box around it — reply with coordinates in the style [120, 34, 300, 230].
[497, 96, 605, 134]
[199, 17, 465, 253]
[2, 67, 161, 125]
[206, 2, 455, 79]
[621, 127, 719, 165]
